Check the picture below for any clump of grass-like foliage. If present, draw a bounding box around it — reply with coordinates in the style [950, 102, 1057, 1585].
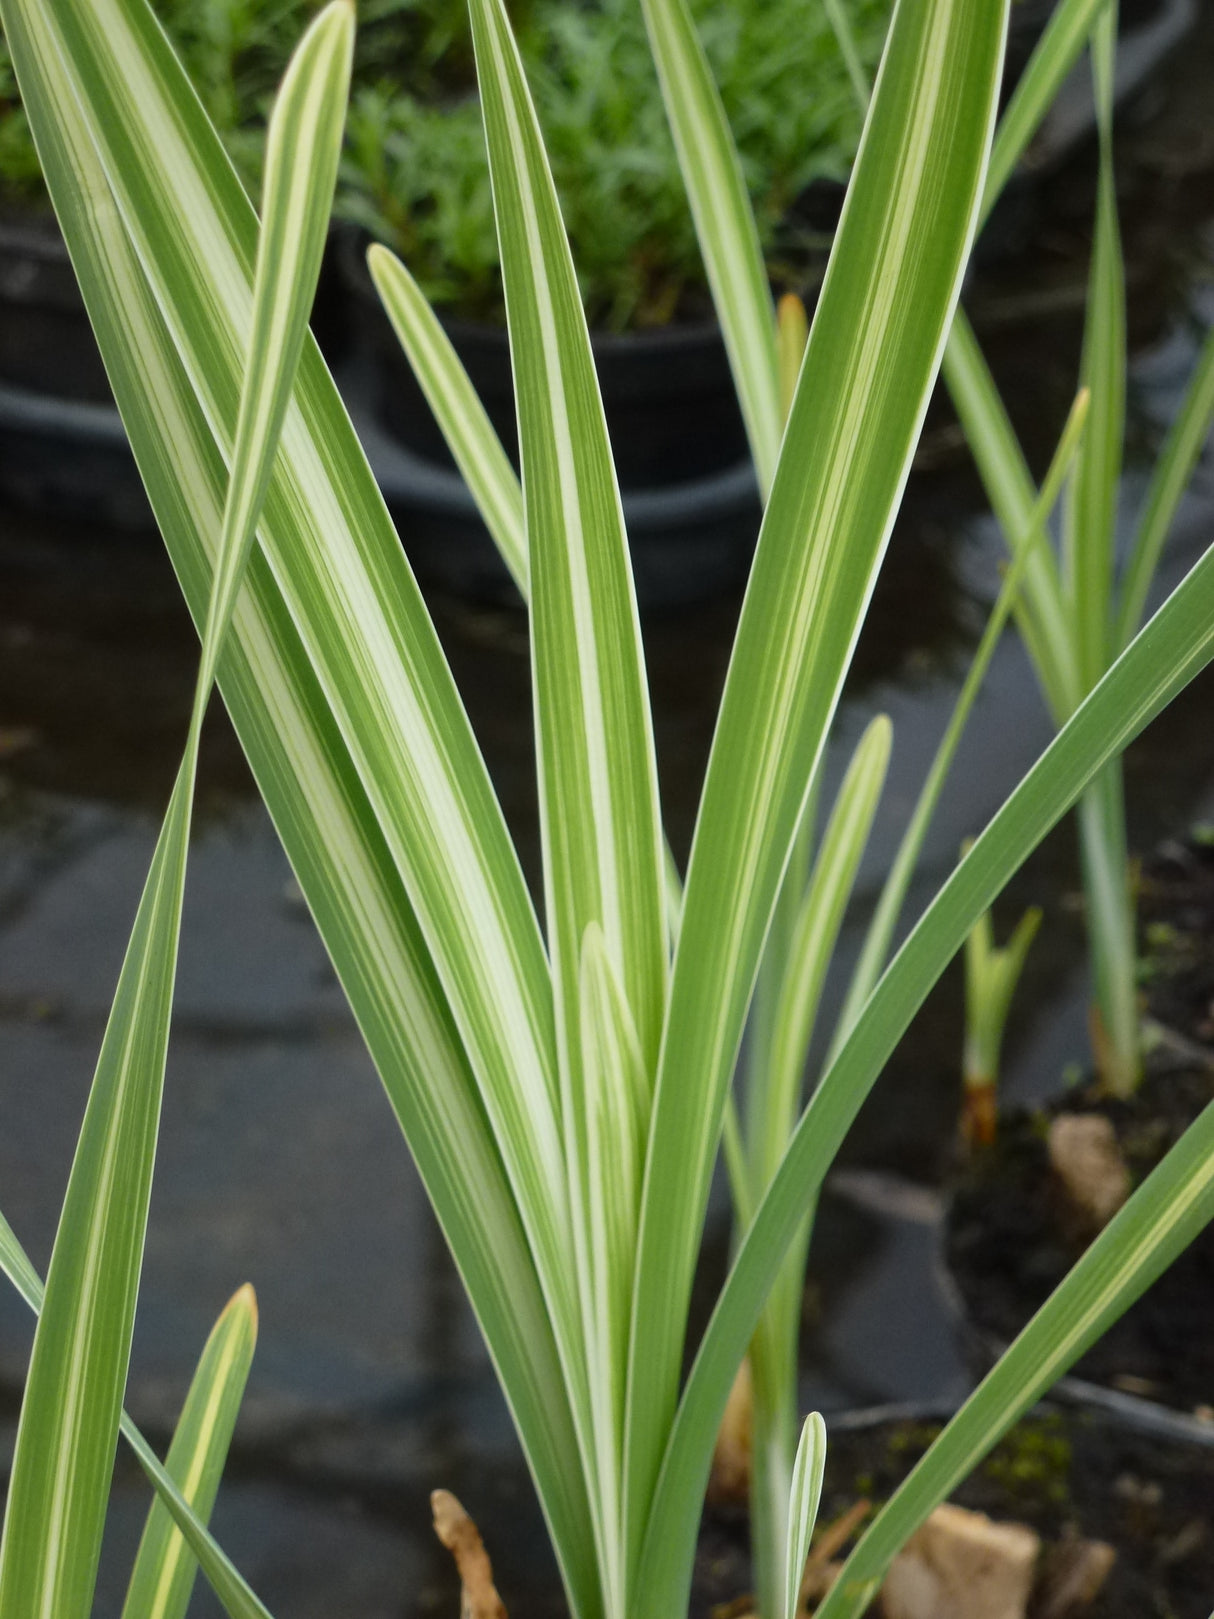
[1, 6, 1213, 1619]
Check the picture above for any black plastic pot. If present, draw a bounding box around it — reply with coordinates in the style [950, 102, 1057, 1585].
[0, 204, 351, 407]
[0, 207, 112, 403]
[0, 208, 352, 531]
[337, 230, 751, 492]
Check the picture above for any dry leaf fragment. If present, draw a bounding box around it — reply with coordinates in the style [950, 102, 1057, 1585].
[431, 1488, 508, 1619]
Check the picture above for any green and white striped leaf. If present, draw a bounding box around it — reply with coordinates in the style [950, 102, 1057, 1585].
[195, 0, 354, 702]
[831, 385, 1090, 1054]
[0, 1211, 42, 1310]
[368, 244, 527, 595]
[574, 928, 650, 1616]
[0, 1220, 277, 1619]
[624, 0, 1009, 1574]
[637, 529, 1214, 1619]
[468, 0, 667, 1097]
[817, 1098, 1214, 1618]
[121, 1286, 258, 1619]
[0, 3, 599, 1612]
[638, 0, 781, 491]
[743, 717, 886, 1619]
[0, 17, 350, 1611]
[784, 1414, 827, 1619]
[467, 0, 667, 1580]
[939, 0, 1118, 729]
[0, 762, 191, 1619]
[15, 0, 580, 1389]
[120, 1424, 273, 1619]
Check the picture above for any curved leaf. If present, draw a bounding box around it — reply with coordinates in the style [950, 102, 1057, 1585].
[624, 0, 1009, 1578]
[638, 530, 1214, 1615]
[121, 1287, 258, 1619]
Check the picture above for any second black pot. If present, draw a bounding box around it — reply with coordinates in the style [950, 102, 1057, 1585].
[0, 207, 113, 403]
[338, 231, 752, 492]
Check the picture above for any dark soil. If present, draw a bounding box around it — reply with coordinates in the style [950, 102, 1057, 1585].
[944, 833, 1214, 1413]
[687, 1406, 1214, 1619]
[812, 1407, 1214, 1619]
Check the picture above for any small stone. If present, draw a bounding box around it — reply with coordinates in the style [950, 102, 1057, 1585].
[1047, 1114, 1131, 1234]
[880, 1503, 1039, 1619]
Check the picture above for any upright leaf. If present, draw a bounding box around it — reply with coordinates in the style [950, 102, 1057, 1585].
[0, 764, 193, 1619]
[1116, 321, 1214, 647]
[0, 14, 351, 1616]
[467, 0, 668, 1592]
[943, 312, 1078, 722]
[1063, 4, 1123, 694]
[638, 0, 782, 490]
[755, 716, 891, 1190]
[638, 533, 1214, 1618]
[1, 7, 603, 1607]
[574, 930, 650, 1615]
[121, 1287, 258, 1619]
[369, 244, 527, 595]
[982, 0, 1111, 218]
[0, 1221, 278, 1619]
[196, 0, 354, 698]
[831, 385, 1090, 1053]
[784, 1415, 827, 1619]
[18, 0, 576, 1369]
[625, 0, 1009, 1572]
[467, 0, 667, 1095]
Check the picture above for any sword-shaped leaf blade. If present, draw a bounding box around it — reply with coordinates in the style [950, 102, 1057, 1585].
[0, 13, 350, 1610]
[20, 0, 574, 1348]
[120, 1286, 258, 1619]
[625, 0, 1009, 1574]
[0, 5, 600, 1608]
[369, 244, 527, 595]
[467, 0, 667, 1087]
[638, 0, 781, 490]
[784, 1414, 827, 1619]
[639, 530, 1214, 1617]
[0, 1220, 278, 1619]
[0, 766, 193, 1619]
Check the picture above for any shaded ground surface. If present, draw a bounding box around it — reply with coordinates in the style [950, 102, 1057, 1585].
[810, 1408, 1214, 1619]
[691, 1405, 1214, 1619]
[1, 13, 1214, 1615]
[946, 1066, 1214, 1413]
[946, 831, 1214, 1415]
